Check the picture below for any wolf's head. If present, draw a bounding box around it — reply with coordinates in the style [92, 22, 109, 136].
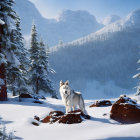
[60, 80, 71, 96]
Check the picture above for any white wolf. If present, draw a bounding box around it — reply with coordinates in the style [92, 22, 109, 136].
[59, 80, 87, 114]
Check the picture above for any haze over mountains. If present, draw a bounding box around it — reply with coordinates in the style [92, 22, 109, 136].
[14, 0, 103, 46]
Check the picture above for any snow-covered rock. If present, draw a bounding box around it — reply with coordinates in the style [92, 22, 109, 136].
[41, 110, 90, 124]
[90, 100, 112, 107]
[110, 95, 140, 124]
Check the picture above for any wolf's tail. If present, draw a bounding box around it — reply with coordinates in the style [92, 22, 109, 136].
[79, 96, 88, 115]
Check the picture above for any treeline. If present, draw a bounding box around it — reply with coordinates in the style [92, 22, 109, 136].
[0, 0, 56, 101]
[50, 26, 140, 93]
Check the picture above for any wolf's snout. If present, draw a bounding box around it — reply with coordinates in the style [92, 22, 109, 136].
[65, 91, 67, 94]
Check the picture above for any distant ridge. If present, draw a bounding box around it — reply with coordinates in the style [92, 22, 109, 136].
[14, 0, 103, 46]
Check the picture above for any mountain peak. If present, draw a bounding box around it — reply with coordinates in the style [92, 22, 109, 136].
[57, 10, 97, 22]
[125, 9, 140, 26]
[102, 15, 121, 25]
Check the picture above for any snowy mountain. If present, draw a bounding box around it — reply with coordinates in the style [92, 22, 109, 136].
[14, 0, 103, 46]
[102, 15, 121, 25]
[50, 9, 140, 98]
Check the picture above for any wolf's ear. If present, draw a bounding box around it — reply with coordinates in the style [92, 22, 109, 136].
[60, 80, 64, 87]
[65, 80, 69, 85]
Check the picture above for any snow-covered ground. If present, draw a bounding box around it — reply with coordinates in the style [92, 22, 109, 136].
[0, 95, 140, 140]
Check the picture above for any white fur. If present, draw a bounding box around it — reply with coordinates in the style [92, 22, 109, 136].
[59, 80, 87, 114]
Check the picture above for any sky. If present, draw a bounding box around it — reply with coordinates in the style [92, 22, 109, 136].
[29, 0, 140, 21]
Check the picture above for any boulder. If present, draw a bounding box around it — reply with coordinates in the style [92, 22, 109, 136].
[19, 93, 32, 98]
[31, 118, 40, 126]
[58, 110, 90, 124]
[32, 122, 39, 126]
[90, 100, 112, 107]
[49, 111, 64, 116]
[41, 116, 51, 123]
[41, 110, 90, 124]
[58, 113, 82, 124]
[33, 100, 43, 104]
[34, 115, 40, 121]
[41, 111, 64, 123]
[33, 95, 46, 100]
[68, 110, 91, 119]
[110, 95, 140, 124]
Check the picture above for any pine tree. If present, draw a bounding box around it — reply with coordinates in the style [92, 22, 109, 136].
[38, 39, 57, 97]
[0, 0, 30, 98]
[7, 16, 30, 96]
[29, 24, 41, 94]
[15, 17, 30, 95]
[29, 24, 57, 97]
[0, 0, 17, 100]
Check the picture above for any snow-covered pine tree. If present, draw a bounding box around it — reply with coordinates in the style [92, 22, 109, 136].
[7, 15, 30, 96]
[29, 24, 41, 94]
[15, 16, 30, 95]
[29, 24, 57, 97]
[38, 39, 57, 97]
[0, 0, 17, 100]
[133, 59, 140, 95]
[0, 0, 29, 98]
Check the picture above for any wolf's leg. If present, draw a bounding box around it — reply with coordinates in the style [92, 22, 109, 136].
[68, 105, 72, 113]
[66, 105, 69, 114]
[66, 105, 71, 114]
[72, 106, 75, 111]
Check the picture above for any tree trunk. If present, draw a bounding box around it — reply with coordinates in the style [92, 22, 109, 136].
[0, 24, 7, 101]
[36, 78, 39, 94]
[0, 63, 7, 101]
[13, 91, 16, 96]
